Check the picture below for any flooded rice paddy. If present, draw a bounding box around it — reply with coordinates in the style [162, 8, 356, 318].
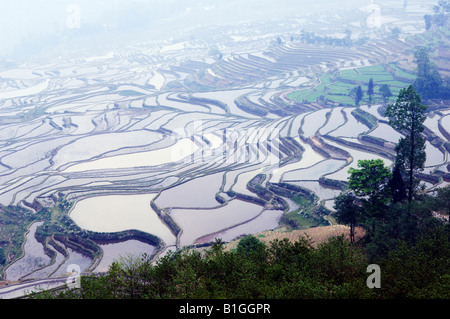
[1, 16, 449, 285]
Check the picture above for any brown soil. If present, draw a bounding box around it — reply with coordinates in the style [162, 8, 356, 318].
[224, 224, 365, 251]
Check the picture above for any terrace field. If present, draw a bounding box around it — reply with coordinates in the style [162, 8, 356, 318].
[1, 0, 449, 296]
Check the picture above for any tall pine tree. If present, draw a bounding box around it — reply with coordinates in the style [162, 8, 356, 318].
[385, 85, 428, 203]
[367, 78, 374, 103]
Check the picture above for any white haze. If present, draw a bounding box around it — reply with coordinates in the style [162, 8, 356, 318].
[0, 0, 378, 62]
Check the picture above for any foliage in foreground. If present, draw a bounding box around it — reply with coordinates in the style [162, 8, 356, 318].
[30, 211, 449, 299]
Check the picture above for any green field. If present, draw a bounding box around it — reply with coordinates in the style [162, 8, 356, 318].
[288, 63, 415, 106]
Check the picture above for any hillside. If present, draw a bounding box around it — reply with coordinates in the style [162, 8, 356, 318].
[224, 224, 366, 251]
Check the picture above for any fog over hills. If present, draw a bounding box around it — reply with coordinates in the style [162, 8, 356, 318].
[1, 0, 390, 61]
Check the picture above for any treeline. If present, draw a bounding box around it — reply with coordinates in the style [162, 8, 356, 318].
[424, 0, 449, 30]
[413, 47, 450, 100]
[298, 29, 354, 47]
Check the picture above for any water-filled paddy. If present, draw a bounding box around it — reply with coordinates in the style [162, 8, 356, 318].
[196, 209, 283, 244]
[4, 222, 51, 281]
[1, 16, 449, 292]
[62, 138, 198, 172]
[368, 123, 403, 143]
[0, 80, 49, 99]
[289, 181, 342, 202]
[328, 108, 369, 137]
[94, 240, 157, 272]
[69, 194, 176, 246]
[155, 172, 224, 208]
[54, 130, 164, 169]
[301, 108, 329, 137]
[424, 113, 447, 141]
[318, 107, 345, 135]
[425, 142, 446, 167]
[170, 200, 264, 247]
[193, 89, 260, 118]
[232, 168, 264, 196]
[282, 159, 347, 181]
[270, 137, 325, 183]
[324, 140, 393, 181]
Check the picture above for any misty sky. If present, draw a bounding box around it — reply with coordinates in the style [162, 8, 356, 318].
[0, 0, 430, 61]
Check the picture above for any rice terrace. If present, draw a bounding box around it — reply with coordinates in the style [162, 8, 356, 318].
[0, 0, 449, 299]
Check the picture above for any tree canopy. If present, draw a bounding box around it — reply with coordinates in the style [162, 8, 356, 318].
[378, 84, 392, 103]
[413, 47, 450, 100]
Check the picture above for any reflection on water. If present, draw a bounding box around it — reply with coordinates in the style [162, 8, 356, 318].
[94, 240, 157, 273]
[368, 123, 403, 143]
[329, 108, 369, 137]
[283, 159, 346, 181]
[196, 209, 283, 244]
[63, 138, 198, 172]
[69, 194, 176, 246]
[170, 200, 264, 246]
[155, 172, 224, 208]
[290, 180, 342, 201]
[5, 222, 51, 281]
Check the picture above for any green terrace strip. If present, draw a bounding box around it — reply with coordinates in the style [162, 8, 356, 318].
[287, 63, 415, 106]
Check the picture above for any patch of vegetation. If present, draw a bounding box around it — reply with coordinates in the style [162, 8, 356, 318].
[0, 205, 41, 278]
[351, 107, 378, 131]
[287, 64, 415, 106]
[1, 197, 163, 279]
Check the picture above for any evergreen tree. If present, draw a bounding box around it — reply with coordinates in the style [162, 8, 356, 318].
[333, 193, 361, 244]
[367, 78, 374, 103]
[385, 85, 428, 203]
[355, 85, 364, 106]
[388, 164, 407, 203]
[424, 14, 433, 30]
